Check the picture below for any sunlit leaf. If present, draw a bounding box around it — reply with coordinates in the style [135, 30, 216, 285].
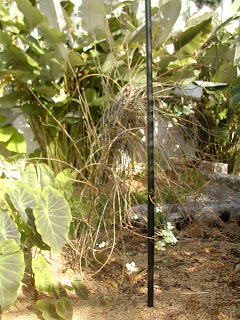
[1, 128, 27, 154]
[36, 300, 62, 320]
[55, 297, 73, 320]
[33, 186, 71, 253]
[71, 278, 89, 300]
[8, 180, 36, 223]
[32, 254, 53, 292]
[0, 211, 20, 246]
[37, 164, 55, 189]
[22, 163, 39, 190]
[15, 0, 45, 30]
[0, 239, 25, 311]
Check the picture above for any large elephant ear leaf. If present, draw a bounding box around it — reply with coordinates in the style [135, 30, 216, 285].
[0, 239, 25, 312]
[37, 164, 55, 189]
[22, 163, 39, 190]
[8, 180, 36, 223]
[55, 169, 77, 201]
[33, 186, 71, 253]
[32, 254, 53, 293]
[36, 300, 63, 320]
[0, 211, 21, 246]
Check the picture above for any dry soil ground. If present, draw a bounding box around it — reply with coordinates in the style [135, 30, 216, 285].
[2, 178, 240, 320]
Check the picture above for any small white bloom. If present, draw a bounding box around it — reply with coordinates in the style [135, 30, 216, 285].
[126, 262, 136, 273]
[155, 240, 166, 251]
[98, 241, 106, 249]
[166, 222, 174, 230]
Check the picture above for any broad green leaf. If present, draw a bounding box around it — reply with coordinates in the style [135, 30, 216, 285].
[8, 180, 36, 223]
[0, 30, 12, 46]
[0, 239, 25, 311]
[69, 51, 84, 67]
[51, 282, 68, 299]
[33, 86, 58, 97]
[38, 0, 66, 32]
[1, 128, 26, 154]
[80, 0, 106, 41]
[15, 0, 45, 30]
[25, 54, 38, 67]
[36, 300, 63, 320]
[55, 169, 77, 200]
[32, 254, 53, 292]
[85, 88, 98, 103]
[174, 18, 212, 56]
[152, 0, 181, 48]
[71, 279, 89, 300]
[22, 164, 39, 190]
[0, 91, 26, 109]
[33, 186, 71, 253]
[0, 122, 14, 143]
[38, 163, 55, 189]
[102, 53, 115, 74]
[0, 69, 33, 81]
[0, 211, 20, 246]
[88, 96, 107, 108]
[38, 21, 64, 45]
[0, 113, 21, 128]
[213, 62, 237, 83]
[56, 297, 73, 320]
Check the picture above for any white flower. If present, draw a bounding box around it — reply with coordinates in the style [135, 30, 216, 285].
[126, 262, 137, 274]
[98, 241, 106, 249]
[161, 229, 178, 244]
[166, 222, 174, 230]
[155, 240, 166, 251]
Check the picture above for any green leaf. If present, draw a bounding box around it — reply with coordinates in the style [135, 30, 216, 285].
[0, 91, 25, 109]
[36, 300, 63, 320]
[0, 120, 14, 143]
[56, 297, 73, 320]
[15, 0, 45, 30]
[174, 18, 212, 56]
[38, 0, 66, 32]
[33, 186, 71, 253]
[71, 278, 89, 300]
[69, 51, 84, 67]
[38, 164, 55, 189]
[102, 53, 115, 74]
[1, 128, 27, 154]
[152, 0, 181, 48]
[51, 282, 68, 299]
[22, 164, 39, 190]
[0, 113, 21, 128]
[8, 180, 36, 223]
[32, 254, 53, 292]
[80, 0, 106, 41]
[85, 88, 98, 103]
[0, 239, 25, 312]
[55, 169, 77, 201]
[0, 211, 21, 246]
[33, 86, 58, 97]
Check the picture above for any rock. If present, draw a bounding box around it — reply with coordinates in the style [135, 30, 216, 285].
[129, 204, 148, 229]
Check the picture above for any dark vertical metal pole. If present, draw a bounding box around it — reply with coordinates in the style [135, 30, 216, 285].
[145, 0, 154, 308]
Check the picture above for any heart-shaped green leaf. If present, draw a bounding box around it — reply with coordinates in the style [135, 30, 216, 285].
[32, 254, 53, 292]
[33, 186, 71, 253]
[71, 278, 89, 300]
[56, 297, 73, 320]
[0, 239, 25, 311]
[36, 300, 63, 320]
[9, 180, 36, 223]
[0, 211, 21, 246]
